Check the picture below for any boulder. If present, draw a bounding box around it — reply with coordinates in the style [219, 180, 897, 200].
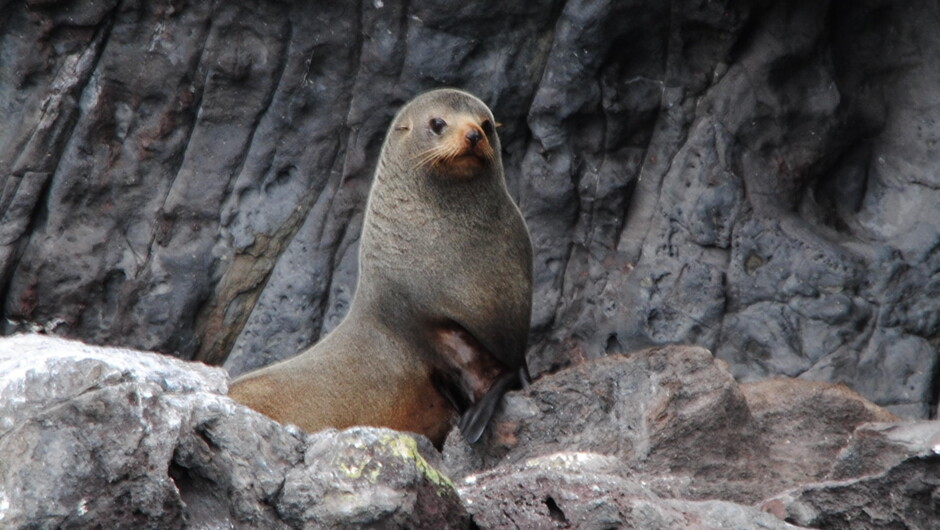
[761, 420, 940, 528]
[764, 454, 940, 529]
[0, 334, 470, 529]
[458, 452, 800, 529]
[443, 345, 913, 506]
[829, 420, 940, 480]
[741, 378, 899, 485]
[444, 344, 769, 503]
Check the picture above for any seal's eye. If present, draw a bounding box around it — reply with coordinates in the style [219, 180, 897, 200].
[429, 117, 447, 135]
[481, 119, 494, 136]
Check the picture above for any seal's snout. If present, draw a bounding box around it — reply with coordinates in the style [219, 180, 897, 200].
[466, 127, 483, 147]
[447, 118, 491, 164]
[412, 109, 497, 177]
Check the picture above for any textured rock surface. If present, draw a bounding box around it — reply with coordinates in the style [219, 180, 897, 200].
[741, 378, 899, 484]
[764, 421, 940, 530]
[777, 455, 940, 529]
[0, 335, 470, 529]
[2, 334, 937, 528]
[1, 1, 937, 417]
[458, 452, 799, 529]
[442, 345, 917, 507]
[828, 420, 940, 480]
[445, 345, 940, 527]
[443, 344, 769, 501]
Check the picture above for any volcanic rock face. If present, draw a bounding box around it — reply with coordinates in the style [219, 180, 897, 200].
[0, 3, 937, 417]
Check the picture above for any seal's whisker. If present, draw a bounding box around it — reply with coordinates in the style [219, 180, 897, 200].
[443, 141, 464, 163]
[410, 128, 492, 169]
[412, 145, 448, 168]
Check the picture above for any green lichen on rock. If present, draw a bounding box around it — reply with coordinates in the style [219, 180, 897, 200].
[338, 460, 381, 482]
[330, 429, 456, 496]
[380, 432, 456, 493]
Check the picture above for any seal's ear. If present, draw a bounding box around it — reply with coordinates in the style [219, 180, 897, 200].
[394, 118, 413, 132]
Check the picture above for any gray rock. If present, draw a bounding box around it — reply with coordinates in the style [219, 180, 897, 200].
[777, 420, 940, 528]
[0, 335, 226, 528]
[443, 345, 906, 506]
[828, 420, 940, 480]
[763, 454, 940, 529]
[443, 345, 765, 489]
[0, 0, 937, 419]
[0, 334, 470, 529]
[458, 452, 801, 529]
[3, 334, 936, 529]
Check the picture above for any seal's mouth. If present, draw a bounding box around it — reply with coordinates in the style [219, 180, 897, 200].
[440, 154, 484, 178]
[452, 151, 485, 165]
[441, 148, 490, 177]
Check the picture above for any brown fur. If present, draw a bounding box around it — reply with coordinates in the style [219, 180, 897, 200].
[229, 89, 533, 448]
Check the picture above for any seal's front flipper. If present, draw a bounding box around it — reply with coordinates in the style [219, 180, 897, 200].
[458, 371, 519, 443]
[520, 364, 531, 388]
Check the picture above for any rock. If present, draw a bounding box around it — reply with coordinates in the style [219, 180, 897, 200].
[3, 334, 934, 528]
[444, 345, 908, 505]
[271, 429, 469, 529]
[458, 452, 801, 529]
[741, 378, 899, 484]
[763, 454, 940, 529]
[0, 0, 937, 418]
[760, 420, 940, 528]
[829, 420, 940, 480]
[443, 345, 765, 496]
[0, 334, 470, 529]
[0, 335, 227, 528]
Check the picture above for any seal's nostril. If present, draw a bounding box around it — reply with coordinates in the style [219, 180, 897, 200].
[466, 128, 482, 147]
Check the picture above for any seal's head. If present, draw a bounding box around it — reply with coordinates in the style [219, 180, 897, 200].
[388, 89, 501, 180]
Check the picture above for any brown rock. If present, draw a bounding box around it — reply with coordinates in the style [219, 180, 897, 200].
[447, 347, 907, 505]
[829, 420, 940, 480]
[444, 344, 769, 502]
[458, 452, 801, 530]
[742, 378, 899, 484]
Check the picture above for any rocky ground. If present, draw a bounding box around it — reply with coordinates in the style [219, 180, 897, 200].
[2, 334, 937, 529]
[1, 0, 938, 419]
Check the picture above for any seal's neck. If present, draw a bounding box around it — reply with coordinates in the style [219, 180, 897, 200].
[368, 153, 506, 237]
[349, 156, 509, 326]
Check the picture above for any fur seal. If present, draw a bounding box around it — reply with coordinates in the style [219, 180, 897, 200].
[229, 88, 533, 448]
